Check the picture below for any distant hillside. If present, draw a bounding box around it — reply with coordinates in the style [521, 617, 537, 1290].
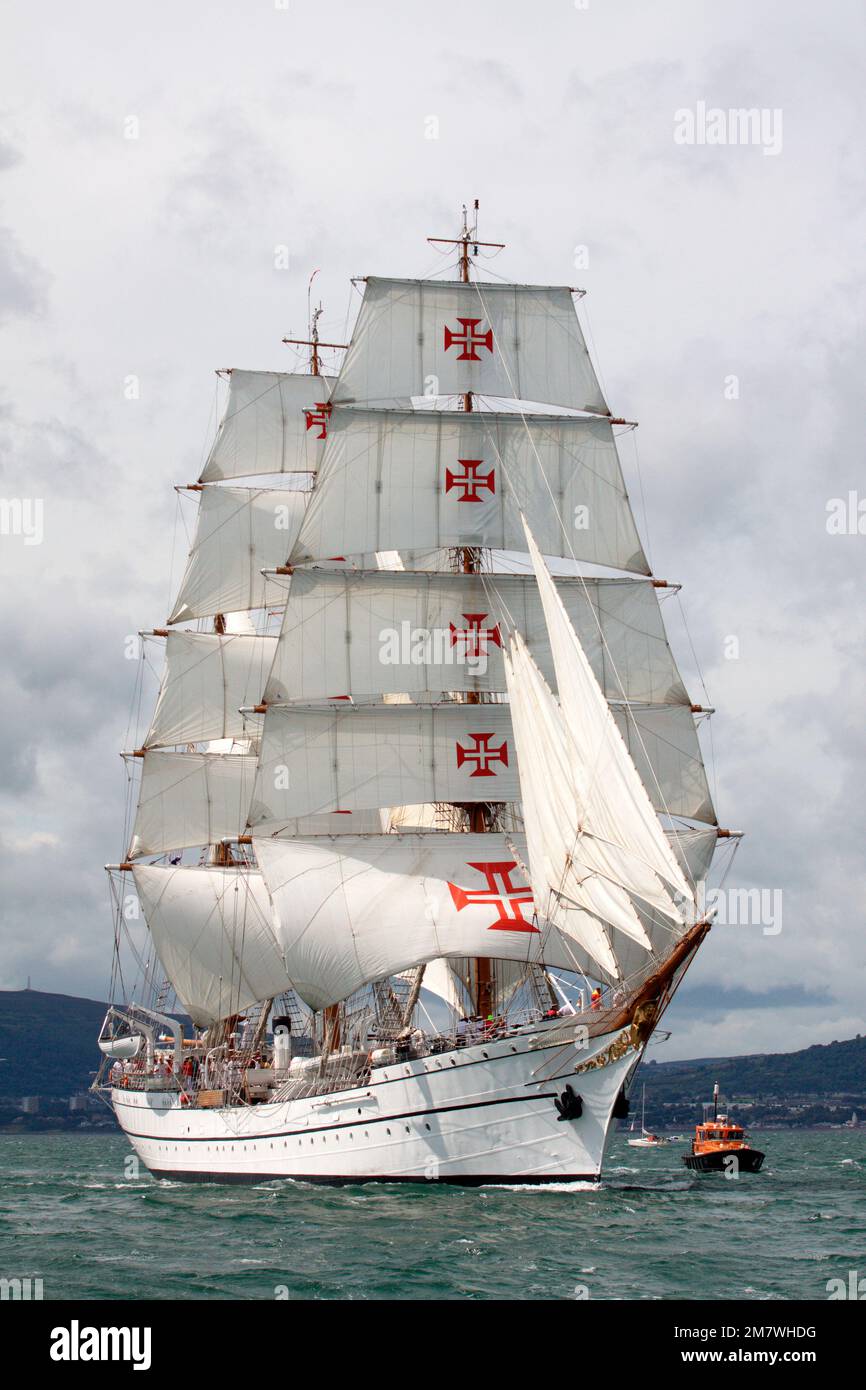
[0, 990, 110, 1098]
[641, 1034, 866, 1103]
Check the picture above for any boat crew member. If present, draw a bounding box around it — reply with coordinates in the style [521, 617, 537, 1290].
[590, 987, 602, 1011]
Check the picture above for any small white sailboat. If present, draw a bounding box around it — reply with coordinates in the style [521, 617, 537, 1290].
[627, 1084, 669, 1147]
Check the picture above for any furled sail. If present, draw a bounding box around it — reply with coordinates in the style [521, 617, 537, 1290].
[132, 865, 293, 1026]
[504, 635, 654, 978]
[255, 832, 624, 1012]
[144, 631, 276, 747]
[265, 568, 688, 705]
[128, 750, 257, 859]
[334, 277, 608, 413]
[200, 370, 337, 481]
[168, 485, 307, 623]
[290, 409, 648, 573]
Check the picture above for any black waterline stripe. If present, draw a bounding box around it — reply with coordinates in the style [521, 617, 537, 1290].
[146, 1169, 597, 1187]
[118, 1089, 559, 1145]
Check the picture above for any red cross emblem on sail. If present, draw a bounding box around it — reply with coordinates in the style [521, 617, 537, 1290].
[456, 732, 509, 778]
[448, 861, 538, 933]
[443, 317, 494, 361]
[445, 458, 495, 503]
[303, 401, 332, 439]
[449, 613, 503, 658]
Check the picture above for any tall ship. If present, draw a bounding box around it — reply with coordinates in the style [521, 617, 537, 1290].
[96, 206, 738, 1184]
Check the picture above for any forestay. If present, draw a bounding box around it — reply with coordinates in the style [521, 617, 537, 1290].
[168, 486, 307, 623]
[503, 521, 697, 979]
[200, 370, 337, 481]
[334, 277, 608, 413]
[290, 409, 648, 572]
[132, 865, 292, 1026]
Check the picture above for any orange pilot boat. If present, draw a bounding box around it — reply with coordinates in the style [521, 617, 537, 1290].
[682, 1083, 765, 1173]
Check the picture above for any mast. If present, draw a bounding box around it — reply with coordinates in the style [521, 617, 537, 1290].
[432, 202, 505, 1020]
[428, 199, 505, 290]
[282, 275, 347, 376]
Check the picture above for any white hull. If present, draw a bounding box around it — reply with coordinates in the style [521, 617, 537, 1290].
[112, 1020, 643, 1185]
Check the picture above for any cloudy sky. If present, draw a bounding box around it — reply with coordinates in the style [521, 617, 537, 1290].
[1, 0, 864, 1060]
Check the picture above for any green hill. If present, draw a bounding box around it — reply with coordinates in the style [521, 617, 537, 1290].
[0, 989, 110, 1098]
[641, 1034, 866, 1102]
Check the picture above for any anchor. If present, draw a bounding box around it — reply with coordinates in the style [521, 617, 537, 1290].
[554, 1084, 583, 1121]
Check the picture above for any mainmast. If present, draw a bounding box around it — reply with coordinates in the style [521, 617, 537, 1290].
[430, 202, 506, 1019]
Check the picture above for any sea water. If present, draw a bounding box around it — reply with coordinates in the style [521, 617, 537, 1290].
[0, 1129, 863, 1300]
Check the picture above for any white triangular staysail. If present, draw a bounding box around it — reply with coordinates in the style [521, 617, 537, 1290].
[132, 865, 293, 1027]
[168, 486, 307, 623]
[290, 409, 647, 573]
[200, 370, 337, 481]
[334, 277, 608, 413]
[503, 637, 641, 978]
[503, 520, 699, 979]
[526, 519, 694, 899]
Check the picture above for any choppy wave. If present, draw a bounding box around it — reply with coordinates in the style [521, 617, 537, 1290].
[0, 1130, 863, 1300]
